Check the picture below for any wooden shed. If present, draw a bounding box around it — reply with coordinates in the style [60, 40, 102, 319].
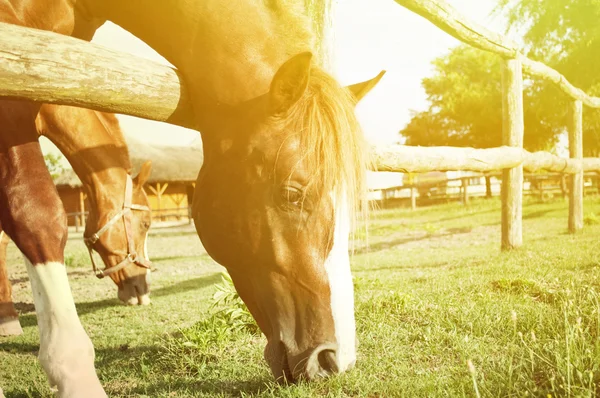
[54, 134, 203, 227]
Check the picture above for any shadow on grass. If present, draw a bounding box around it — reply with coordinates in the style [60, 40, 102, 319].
[0, 340, 39, 355]
[13, 274, 222, 329]
[152, 253, 210, 263]
[127, 377, 270, 397]
[355, 226, 475, 255]
[94, 344, 271, 397]
[149, 230, 198, 238]
[523, 209, 555, 220]
[152, 273, 221, 298]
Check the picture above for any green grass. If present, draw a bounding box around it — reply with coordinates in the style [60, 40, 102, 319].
[1, 197, 600, 397]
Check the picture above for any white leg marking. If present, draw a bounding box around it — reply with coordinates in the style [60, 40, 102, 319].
[24, 258, 106, 397]
[323, 194, 357, 372]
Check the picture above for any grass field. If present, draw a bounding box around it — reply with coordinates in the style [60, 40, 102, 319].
[1, 196, 600, 397]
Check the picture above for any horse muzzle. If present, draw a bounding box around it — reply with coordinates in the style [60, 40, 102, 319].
[117, 273, 151, 306]
[265, 340, 352, 382]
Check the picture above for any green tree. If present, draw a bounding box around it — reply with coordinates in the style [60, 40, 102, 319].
[497, 0, 600, 155]
[401, 45, 560, 151]
[44, 153, 65, 180]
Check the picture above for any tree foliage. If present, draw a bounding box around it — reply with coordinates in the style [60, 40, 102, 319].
[401, 45, 560, 151]
[497, 0, 600, 155]
[44, 153, 65, 180]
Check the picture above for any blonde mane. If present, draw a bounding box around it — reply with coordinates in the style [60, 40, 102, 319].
[283, 67, 370, 228]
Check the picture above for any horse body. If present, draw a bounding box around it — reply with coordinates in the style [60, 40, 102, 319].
[0, 0, 383, 394]
[35, 105, 153, 300]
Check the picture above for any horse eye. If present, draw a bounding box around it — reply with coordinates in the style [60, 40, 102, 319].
[142, 222, 151, 230]
[281, 186, 303, 206]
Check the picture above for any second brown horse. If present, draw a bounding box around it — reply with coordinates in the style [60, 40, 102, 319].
[0, 104, 153, 336]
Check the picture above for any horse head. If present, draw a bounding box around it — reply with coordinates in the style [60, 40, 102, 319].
[193, 52, 384, 381]
[83, 159, 153, 305]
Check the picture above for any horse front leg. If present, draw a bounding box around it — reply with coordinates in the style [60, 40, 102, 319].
[0, 101, 106, 397]
[0, 224, 22, 336]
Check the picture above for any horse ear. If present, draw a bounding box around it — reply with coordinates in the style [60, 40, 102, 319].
[269, 52, 312, 114]
[134, 160, 152, 186]
[346, 70, 386, 103]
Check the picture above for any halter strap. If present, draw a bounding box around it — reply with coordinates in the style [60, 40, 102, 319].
[84, 174, 153, 279]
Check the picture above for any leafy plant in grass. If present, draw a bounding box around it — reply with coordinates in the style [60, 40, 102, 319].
[64, 249, 91, 268]
[211, 272, 260, 335]
[159, 272, 262, 378]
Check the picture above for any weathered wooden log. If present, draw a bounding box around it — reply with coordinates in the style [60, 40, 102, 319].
[521, 59, 600, 109]
[392, 0, 600, 109]
[371, 145, 525, 172]
[0, 22, 195, 129]
[501, 58, 524, 250]
[393, 0, 519, 58]
[568, 100, 584, 233]
[371, 145, 600, 174]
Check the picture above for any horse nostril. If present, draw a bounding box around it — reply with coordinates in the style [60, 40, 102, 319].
[317, 349, 339, 375]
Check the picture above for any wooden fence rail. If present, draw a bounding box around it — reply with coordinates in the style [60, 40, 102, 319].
[388, 0, 600, 248]
[372, 145, 600, 174]
[67, 206, 193, 232]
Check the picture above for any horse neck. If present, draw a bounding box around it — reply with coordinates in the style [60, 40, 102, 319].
[37, 106, 131, 216]
[85, 0, 316, 110]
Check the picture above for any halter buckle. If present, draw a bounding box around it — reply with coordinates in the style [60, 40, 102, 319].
[85, 233, 100, 247]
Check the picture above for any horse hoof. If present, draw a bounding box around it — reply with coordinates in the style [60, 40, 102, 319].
[0, 317, 23, 336]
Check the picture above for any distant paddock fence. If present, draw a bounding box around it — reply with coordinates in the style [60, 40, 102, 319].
[366, 0, 600, 250]
[371, 172, 600, 209]
[67, 206, 193, 232]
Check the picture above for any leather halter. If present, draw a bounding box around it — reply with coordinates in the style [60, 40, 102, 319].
[83, 175, 152, 279]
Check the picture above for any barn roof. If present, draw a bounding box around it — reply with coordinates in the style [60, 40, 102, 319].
[54, 134, 204, 187]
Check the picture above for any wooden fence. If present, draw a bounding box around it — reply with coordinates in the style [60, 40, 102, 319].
[372, 172, 600, 209]
[67, 207, 193, 232]
[0, 1, 600, 249]
[372, 0, 600, 249]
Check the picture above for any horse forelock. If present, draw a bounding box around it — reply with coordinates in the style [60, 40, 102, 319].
[282, 67, 370, 232]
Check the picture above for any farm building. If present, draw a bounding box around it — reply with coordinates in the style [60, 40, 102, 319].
[54, 135, 203, 227]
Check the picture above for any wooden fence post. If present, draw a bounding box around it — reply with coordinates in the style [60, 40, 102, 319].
[560, 174, 567, 199]
[410, 186, 417, 210]
[568, 99, 583, 233]
[461, 177, 469, 205]
[501, 58, 524, 250]
[485, 175, 492, 198]
[78, 189, 86, 228]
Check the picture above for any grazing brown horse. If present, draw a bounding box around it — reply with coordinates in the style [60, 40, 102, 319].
[0, 104, 153, 336]
[0, 0, 383, 395]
